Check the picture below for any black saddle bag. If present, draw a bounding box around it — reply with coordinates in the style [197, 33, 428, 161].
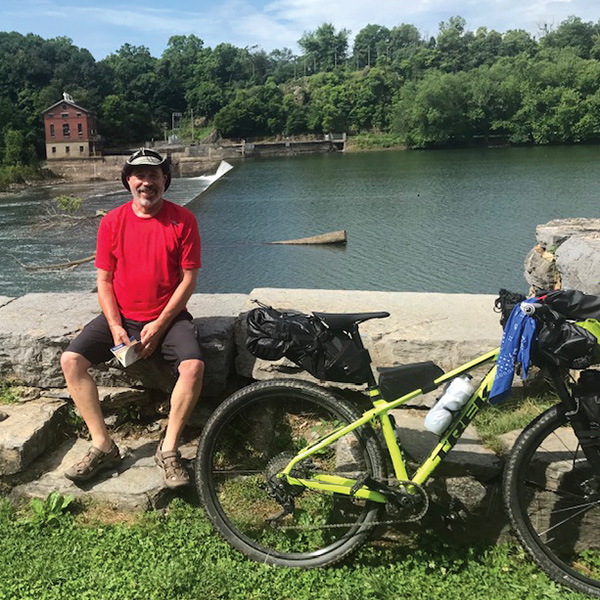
[246, 304, 371, 384]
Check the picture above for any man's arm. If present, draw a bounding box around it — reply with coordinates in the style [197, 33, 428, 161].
[139, 268, 198, 358]
[97, 269, 130, 347]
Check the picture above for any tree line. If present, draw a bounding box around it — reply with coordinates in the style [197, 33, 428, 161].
[2, 14, 600, 171]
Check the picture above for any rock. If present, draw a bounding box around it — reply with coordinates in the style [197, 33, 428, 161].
[0, 398, 68, 476]
[525, 219, 600, 295]
[0, 297, 14, 309]
[555, 234, 600, 295]
[523, 244, 560, 292]
[536, 218, 600, 249]
[445, 475, 488, 510]
[11, 435, 198, 510]
[0, 293, 99, 388]
[188, 294, 248, 396]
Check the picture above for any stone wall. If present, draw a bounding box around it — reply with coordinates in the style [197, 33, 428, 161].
[0, 289, 503, 405]
[524, 218, 600, 295]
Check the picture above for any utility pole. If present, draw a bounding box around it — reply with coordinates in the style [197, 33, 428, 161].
[191, 108, 194, 144]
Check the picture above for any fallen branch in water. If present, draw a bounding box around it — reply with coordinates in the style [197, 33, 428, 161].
[11, 253, 96, 271]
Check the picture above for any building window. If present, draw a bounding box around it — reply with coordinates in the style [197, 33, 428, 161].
[50, 124, 55, 137]
[61, 112, 69, 118]
[77, 123, 83, 136]
[76, 112, 81, 117]
[51, 147, 56, 154]
[63, 123, 70, 137]
[79, 146, 84, 153]
[65, 146, 70, 154]
[48, 113, 54, 118]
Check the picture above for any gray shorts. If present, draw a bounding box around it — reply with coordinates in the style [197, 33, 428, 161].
[66, 310, 204, 369]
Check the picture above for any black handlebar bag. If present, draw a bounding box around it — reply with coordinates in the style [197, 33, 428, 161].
[536, 318, 598, 370]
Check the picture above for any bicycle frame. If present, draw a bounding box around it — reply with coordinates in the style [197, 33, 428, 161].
[281, 347, 499, 504]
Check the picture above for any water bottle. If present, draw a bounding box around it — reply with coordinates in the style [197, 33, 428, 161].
[424, 375, 474, 436]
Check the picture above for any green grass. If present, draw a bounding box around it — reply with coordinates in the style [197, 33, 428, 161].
[475, 393, 557, 454]
[346, 133, 406, 151]
[0, 495, 589, 600]
[0, 380, 22, 405]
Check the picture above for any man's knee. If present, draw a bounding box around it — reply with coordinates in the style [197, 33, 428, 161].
[60, 351, 90, 378]
[177, 359, 205, 384]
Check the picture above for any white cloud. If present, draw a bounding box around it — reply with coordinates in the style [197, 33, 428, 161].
[5, 0, 600, 59]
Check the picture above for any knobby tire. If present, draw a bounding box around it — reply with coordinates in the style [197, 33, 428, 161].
[195, 379, 385, 568]
[504, 405, 600, 597]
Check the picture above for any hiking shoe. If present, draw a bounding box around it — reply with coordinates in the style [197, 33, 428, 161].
[65, 443, 121, 482]
[155, 447, 190, 489]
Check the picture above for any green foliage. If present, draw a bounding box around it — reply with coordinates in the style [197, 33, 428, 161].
[0, 379, 21, 404]
[475, 393, 557, 453]
[0, 497, 590, 600]
[3, 16, 600, 158]
[299, 23, 350, 73]
[53, 194, 83, 214]
[27, 492, 75, 528]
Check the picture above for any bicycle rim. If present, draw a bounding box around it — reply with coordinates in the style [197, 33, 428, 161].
[504, 405, 600, 596]
[196, 379, 384, 568]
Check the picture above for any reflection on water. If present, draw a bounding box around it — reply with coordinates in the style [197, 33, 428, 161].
[0, 146, 598, 297]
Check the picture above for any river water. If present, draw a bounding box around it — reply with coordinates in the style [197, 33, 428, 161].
[1, 145, 598, 297]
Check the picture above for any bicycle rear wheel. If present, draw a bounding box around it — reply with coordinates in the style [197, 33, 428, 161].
[504, 405, 600, 597]
[196, 379, 385, 568]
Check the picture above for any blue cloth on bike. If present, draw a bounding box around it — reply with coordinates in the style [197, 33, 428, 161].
[489, 299, 537, 405]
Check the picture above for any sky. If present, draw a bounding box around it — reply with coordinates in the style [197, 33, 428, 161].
[3, 0, 600, 60]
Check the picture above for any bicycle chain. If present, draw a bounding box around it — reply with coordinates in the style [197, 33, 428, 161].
[266, 478, 430, 531]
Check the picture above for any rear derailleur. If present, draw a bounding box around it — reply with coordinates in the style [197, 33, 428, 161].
[263, 452, 314, 527]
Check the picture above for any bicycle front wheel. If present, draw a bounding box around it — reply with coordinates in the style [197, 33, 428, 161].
[195, 379, 385, 568]
[504, 405, 600, 597]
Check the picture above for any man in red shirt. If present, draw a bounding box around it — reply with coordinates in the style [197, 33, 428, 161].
[60, 149, 204, 488]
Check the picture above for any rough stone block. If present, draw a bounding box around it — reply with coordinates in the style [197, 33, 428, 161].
[12, 435, 197, 510]
[0, 398, 68, 476]
[0, 293, 99, 387]
[536, 218, 600, 248]
[0, 297, 14, 309]
[555, 234, 600, 295]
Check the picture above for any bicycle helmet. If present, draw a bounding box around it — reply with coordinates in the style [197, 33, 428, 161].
[121, 148, 171, 191]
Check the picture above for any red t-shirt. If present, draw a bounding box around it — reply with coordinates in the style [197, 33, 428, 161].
[95, 200, 201, 321]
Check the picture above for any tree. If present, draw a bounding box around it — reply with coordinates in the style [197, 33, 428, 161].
[99, 95, 154, 144]
[392, 70, 472, 147]
[299, 23, 349, 73]
[540, 16, 597, 58]
[501, 29, 537, 57]
[352, 24, 391, 68]
[433, 16, 474, 72]
[213, 82, 284, 138]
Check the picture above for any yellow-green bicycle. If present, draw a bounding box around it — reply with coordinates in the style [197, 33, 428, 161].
[195, 293, 600, 597]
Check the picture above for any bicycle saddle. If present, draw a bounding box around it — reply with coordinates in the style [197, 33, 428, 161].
[312, 311, 390, 330]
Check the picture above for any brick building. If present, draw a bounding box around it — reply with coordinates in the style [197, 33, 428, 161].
[42, 93, 100, 159]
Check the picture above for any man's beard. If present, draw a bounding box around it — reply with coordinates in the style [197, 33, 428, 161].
[134, 185, 161, 205]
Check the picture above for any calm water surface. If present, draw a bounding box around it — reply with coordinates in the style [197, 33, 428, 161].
[1, 146, 598, 297]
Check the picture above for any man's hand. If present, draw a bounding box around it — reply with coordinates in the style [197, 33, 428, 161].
[110, 324, 130, 348]
[140, 320, 166, 358]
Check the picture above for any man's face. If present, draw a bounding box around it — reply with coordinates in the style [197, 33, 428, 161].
[127, 166, 167, 211]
